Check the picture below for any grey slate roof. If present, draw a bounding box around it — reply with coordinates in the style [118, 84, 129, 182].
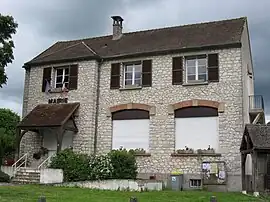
[241, 124, 270, 150]
[25, 17, 246, 66]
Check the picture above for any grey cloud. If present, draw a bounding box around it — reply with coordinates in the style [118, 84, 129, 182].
[1, 0, 270, 118]
[14, 0, 126, 40]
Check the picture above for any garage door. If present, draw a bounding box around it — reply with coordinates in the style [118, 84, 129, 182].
[175, 106, 219, 150]
[112, 109, 149, 151]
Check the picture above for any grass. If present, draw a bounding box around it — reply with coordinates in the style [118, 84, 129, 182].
[0, 185, 268, 202]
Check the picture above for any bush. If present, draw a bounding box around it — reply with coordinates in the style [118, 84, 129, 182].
[89, 154, 113, 180]
[0, 170, 10, 182]
[49, 148, 138, 182]
[49, 149, 91, 182]
[108, 149, 138, 179]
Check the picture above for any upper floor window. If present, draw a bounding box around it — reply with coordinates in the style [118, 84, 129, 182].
[123, 62, 142, 87]
[186, 55, 207, 83]
[172, 53, 219, 86]
[55, 67, 69, 88]
[110, 60, 152, 89]
[41, 64, 78, 93]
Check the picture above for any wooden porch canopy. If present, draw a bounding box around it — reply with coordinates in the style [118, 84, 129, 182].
[240, 124, 270, 193]
[16, 102, 80, 155]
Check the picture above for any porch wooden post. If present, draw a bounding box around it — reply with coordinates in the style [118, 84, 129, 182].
[252, 151, 259, 196]
[15, 128, 21, 160]
[15, 129, 29, 160]
[241, 153, 247, 192]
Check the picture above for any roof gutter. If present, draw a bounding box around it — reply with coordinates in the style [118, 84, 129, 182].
[93, 57, 103, 155]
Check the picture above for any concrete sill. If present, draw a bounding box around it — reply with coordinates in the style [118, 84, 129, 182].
[134, 153, 151, 157]
[48, 88, 69, 93]
[171, 153, 221, 157]
[182, 82, 209, 87]
[119, 86, 142, 91]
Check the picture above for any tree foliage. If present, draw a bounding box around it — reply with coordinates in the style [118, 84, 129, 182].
[0, 13, 18, 87]
[0, 108, 20, 160]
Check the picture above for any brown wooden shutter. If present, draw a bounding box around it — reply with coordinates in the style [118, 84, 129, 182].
[42, 67, 52, 92]
[69, 64, 78, 90]
[142, 60, 152, 87]
[208, 54, 219, 82]
[172, 57, 183, 85]
[110, 63, 121, 89]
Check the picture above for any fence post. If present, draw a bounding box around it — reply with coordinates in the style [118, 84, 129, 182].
[210, 196, 217, 202]
[130, 196, 138, 202]
[38, 196, 46, 202]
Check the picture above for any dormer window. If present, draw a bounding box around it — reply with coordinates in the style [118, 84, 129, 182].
[55, 67, 70, 88]
[123, 62, 142, 87]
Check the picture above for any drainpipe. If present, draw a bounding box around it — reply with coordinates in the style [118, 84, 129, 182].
[93, 58, 103, 155]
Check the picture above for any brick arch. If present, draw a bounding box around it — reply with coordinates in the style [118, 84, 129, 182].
[171, 99, 224, 112]
[109, 103, 153, 113]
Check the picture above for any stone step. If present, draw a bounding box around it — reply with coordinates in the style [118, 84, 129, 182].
[16, 172, 40, 176]
[14, 175, 40, 180]
[12, 178, 40, 184]
[18, 168, 40, 173]
[12, 167, 41, 184]
[11, 179, 40, 184]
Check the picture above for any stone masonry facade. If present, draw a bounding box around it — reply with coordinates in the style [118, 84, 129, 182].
[20, 60, 99, 157]
[97, 48, 245, 191]
[21, 48, 250, 191]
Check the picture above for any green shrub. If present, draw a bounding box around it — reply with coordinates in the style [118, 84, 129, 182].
[0, 170, 10, 182]
[49, 149, 91, 182]
[49, 148, 138, 182]
[89, 154, 113, 180]
[108, 149, 138, 179]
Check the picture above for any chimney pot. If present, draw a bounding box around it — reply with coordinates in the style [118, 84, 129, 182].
[111, 16, 123, 40]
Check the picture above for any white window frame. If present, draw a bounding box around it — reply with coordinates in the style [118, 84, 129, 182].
[185, 56, 208, 83]
[189, 179, 202, 188]
[123, 62, 142, 87]
[55, 67, 70, 88]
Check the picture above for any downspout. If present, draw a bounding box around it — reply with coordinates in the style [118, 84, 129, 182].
[93, 57, 103, 155]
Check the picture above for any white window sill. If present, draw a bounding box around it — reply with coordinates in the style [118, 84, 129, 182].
[119, 86, 142, 91]
[182, 81, 209, 86]
[48, 88, 69, 93]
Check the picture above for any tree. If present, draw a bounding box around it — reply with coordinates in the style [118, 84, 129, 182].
[0, 14, 18, 87]
[0, 108, 20, 161]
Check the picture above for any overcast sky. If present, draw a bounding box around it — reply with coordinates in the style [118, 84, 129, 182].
[0, 0, 270, 121]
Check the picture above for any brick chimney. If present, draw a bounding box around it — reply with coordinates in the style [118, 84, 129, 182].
[111, 16, 123, 40]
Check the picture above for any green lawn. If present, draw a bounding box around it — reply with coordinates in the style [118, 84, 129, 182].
[0, 185, 268, 202]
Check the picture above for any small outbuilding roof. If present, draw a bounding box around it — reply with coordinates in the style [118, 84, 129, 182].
[240, 124, 270, 151]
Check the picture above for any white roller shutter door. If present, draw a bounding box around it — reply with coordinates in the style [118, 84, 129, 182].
[112, 119, 149, 151]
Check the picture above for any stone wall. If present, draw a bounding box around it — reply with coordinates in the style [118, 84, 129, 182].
[20, 60, 98, 157]
[97, 48, 245, 191]
[40, 168, 63, 184]
[54, 179, 163, 191]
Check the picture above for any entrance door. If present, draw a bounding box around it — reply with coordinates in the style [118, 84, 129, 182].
[43, 129, 74, 155]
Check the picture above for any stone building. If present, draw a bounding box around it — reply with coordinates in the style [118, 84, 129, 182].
[17, 16, 265, 191]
